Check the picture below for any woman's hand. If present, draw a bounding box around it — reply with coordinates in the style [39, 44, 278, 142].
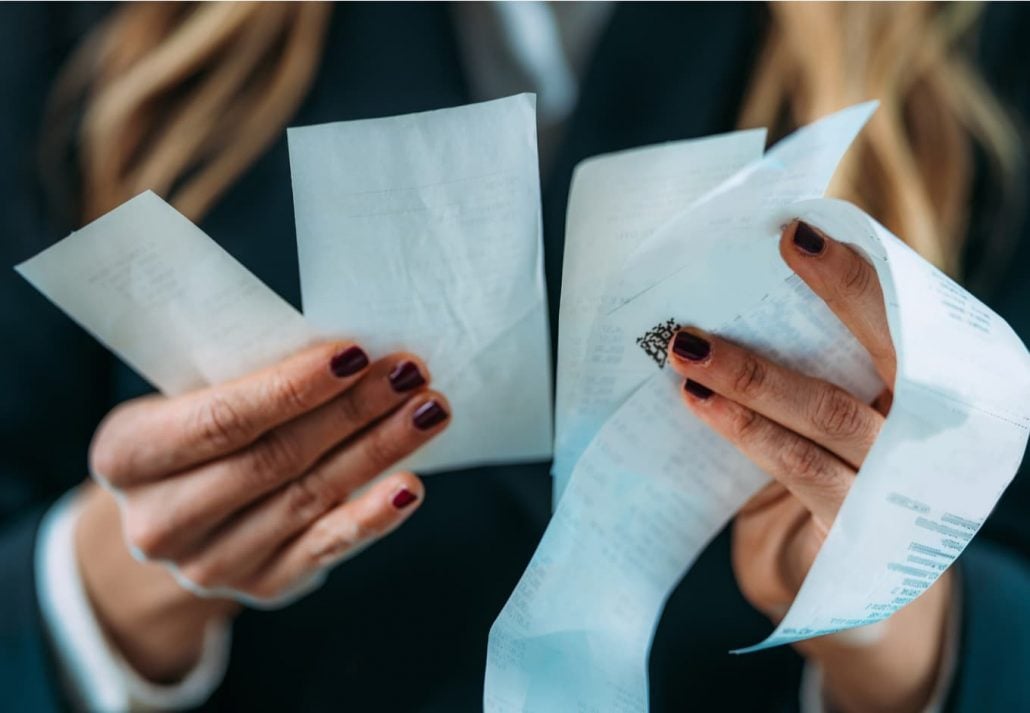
[77, 341, 449, 682]
[668, 222, 952, 713]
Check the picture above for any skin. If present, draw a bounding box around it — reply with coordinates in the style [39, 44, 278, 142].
[77, 342, 450, 682]
[668, 221, 952, 713]
[74, 223, 948, 706]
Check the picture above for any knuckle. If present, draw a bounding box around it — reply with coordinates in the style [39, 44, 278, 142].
[361, 429, 401, 472]
[123, 512, 170, 560]
[353, 516, 382, 542]
[285, 474, 330, 522]
[728, 405, 763, 442]
[193, 394, 251, 451]
[263, 369, 313, 416]
[307, 518, 369, 566]
[840, 253, 873, 298]
[248, 430, 305, 486]
[732, 353, 767, 398]
[336, 392, 369, 428]
[781, 437, 828, 485]
[88, 437, 127, 484]
[89, 403, 144, 483]
[811, 387, 865, 439]
[179, 559, 223, 590]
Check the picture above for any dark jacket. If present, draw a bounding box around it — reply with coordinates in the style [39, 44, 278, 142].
[1, 3, 1028, 711]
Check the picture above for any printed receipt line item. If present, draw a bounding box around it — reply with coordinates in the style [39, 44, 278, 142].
[484, 103, 1030, 711]
[15, 94, 553, 607]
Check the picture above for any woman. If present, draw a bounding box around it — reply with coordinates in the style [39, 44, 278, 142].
[1, 3, 1027, 712]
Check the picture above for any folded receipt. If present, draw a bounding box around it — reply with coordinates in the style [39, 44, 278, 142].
[16, 94, 552, 476]
[485, 103, 1030, 711]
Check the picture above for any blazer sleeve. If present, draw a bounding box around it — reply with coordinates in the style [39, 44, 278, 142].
[0, 506, 67, 712]
[944, 540, 1030, 711]
[0, 4, 118, 710]
[943, 4, 1030, 709]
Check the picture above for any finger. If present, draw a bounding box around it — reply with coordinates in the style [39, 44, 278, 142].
[160, 391, 448, 575]
[667, 328, 883, 467]
[92, 341, 372, 487]
[237, 472, 423, 602]
[682, 380, 855, 530]
[121, 358, 434, 560]
[780, 221, 896, 386]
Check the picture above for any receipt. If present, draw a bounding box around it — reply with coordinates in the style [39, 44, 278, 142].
[486, 104, 1030, 710]
[552, 129, 767, 503]
[18, 95, 553, 480]
[289, 94, 553, 473]
[16, 191, 318, 395]
[550, 104, 886, 506]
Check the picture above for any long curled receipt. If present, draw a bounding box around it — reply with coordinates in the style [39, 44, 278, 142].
[16, 95, 552, 475]
[486, 104, 1030, 710]
[289, 94, 552, 472]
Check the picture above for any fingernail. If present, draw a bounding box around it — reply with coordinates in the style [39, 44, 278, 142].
[413, 400, 448, 430]
[388, 361, 426, 393]
[330, 346, 369, 377]
[793, 221, 825, 255]
[684, 379, 714, 400]
[392, 488, 418, 509]
[672, 331, 711, 362]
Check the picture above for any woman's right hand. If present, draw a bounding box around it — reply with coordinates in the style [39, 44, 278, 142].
[77, 340, 450, 681]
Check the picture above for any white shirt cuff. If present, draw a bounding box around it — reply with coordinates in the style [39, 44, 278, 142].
[35, 488, 231, 712]
[799, 578, 962, 713]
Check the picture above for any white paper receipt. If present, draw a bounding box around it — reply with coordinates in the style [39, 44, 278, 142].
[16, 191, 319, 395]
[289, 94, 552, 473]
[17, 94, 553, 478]
[485, 103, 1030, 711]
[552, 128, 768, 503]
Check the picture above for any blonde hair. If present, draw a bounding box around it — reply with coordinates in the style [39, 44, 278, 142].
[45, 2, 1022, 277]
[43, 2, 330, 223]
[740, 2, 1022, 275]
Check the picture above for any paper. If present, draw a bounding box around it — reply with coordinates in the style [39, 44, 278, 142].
[486, 104, 1030, 710]
[289, 94, 553, 473]
[19, 95, 553, 479]
[16, 191, 318, 395]
[552, 129, 767, 502]
[17, 97, 554, 606]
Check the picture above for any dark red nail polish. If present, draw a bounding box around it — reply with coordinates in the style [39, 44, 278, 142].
[388, 361, 426, 392]
[392, 488, 417, 509]
[684, 379, 714, 400]
[793, 221, 825, 255]
[672, 331, 710, 361]
[412, 400, 448, 430]
[330, 346, 369, 377]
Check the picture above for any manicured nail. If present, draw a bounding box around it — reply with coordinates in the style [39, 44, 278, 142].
[412, 400, 448, 430]
[672, 331, 710, 362]
[392, 488, 418, 509]
[330, 346, 369, 377]
[684, 379, 714, 400]
[388, 361, 426, 392]
[793, 221, 825, 255]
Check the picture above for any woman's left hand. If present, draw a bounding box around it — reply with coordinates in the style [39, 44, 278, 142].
[668, 221, 953, 713]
